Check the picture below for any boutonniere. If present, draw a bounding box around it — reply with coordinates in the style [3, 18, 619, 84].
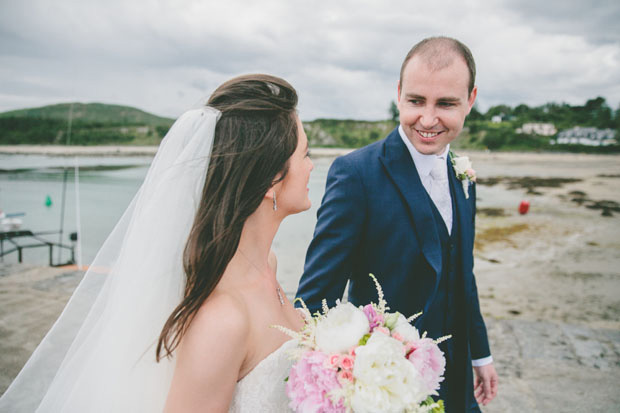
[449, 150, 476, 199]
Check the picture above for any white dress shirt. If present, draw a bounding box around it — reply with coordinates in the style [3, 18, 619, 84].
[398, 126, 452, 233]
[398, 126, 493, 367]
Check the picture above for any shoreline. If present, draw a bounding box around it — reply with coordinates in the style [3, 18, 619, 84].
[0, 145, 354, 158]
[1, 144, 619, 161]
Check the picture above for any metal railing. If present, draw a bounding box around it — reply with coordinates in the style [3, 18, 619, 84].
[0, 230, 76, 267]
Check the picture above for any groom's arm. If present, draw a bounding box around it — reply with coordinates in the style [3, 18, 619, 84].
[296, 155, 366, 313]
[469, 183, 492, 360]
[468, 182, 498, 405]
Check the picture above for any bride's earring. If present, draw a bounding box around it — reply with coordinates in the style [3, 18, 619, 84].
[273, 191, 277, 211]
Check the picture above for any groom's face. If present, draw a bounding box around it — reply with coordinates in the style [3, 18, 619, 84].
[397, 54, 477, 155]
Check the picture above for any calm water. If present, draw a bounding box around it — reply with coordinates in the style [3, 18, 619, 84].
[0, 154, 332, 296]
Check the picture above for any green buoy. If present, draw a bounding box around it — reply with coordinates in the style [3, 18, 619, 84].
[45, 195, 53, 207]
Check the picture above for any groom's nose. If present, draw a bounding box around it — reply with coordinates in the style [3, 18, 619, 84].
[419, 107, 439, 129]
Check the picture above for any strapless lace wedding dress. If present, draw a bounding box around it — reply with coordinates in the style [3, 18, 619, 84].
[229, 340, 296, 412]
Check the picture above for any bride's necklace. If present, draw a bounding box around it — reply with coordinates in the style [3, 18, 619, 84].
[238, 249, 285, 306]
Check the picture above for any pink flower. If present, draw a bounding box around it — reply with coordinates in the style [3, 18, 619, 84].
[339, 355, 354, 370]
[338, 370, 354, 383]
[406, 338, 446, 393]
[465, 168, 476, 181]
[362, 304, 385, 331]
[374, 326, 390, 336]
[391, 332, 404, 342]
[287, 351, 346, 413]
[329, 354, 340, 367]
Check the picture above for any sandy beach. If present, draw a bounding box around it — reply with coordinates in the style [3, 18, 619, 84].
[1, 150, 619, 411]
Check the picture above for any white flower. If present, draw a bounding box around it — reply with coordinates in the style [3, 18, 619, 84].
[315, 302, 370, 354]
[351, 333, 427, 412]
[391, 313, 420, 343]
[462, 180, 470, 199]
[453, 155, 472, 176]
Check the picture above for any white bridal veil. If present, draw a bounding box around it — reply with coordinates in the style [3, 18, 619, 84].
[0, 107, 220, 412]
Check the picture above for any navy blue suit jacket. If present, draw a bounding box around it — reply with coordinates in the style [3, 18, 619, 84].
[296, 128, 491, 361]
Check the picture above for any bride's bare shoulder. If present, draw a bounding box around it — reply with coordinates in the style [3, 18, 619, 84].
[165, 292, 251, 411]
[188, 290, 250, 346]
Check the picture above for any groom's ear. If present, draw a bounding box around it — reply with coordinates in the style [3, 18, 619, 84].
[465, 85, 478, 115]
[397, 81, 402, 103]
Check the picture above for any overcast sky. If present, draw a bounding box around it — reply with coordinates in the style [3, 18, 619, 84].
[1, 0, 619, 121]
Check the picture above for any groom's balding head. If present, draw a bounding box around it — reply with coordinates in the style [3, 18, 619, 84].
[399, 36, 476, 96]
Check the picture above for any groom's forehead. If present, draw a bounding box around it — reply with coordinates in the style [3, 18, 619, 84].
[400, 59, 470, 97]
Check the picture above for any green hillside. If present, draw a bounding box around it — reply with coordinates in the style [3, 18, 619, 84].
[0, 103, 174, 126]
[303, 119, 396, 148]
[0, 103, 175, 145]
[2, 97, 618, 151]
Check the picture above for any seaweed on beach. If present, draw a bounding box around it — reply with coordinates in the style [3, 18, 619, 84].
[477, 207, 508, 217]
[566, 190, 620, 217]
[474, 223, 529, 252]
[476, 176, 582, 195]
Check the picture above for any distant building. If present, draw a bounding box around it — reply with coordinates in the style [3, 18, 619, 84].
[516, 123, 557, 136]
[491, 115, 503, 123]
[552, 127, 617, 146]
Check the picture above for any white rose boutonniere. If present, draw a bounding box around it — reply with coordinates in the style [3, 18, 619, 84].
[449, 151, 476, 199]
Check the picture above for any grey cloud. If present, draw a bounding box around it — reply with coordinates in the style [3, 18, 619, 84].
[501, 0, 620, 44]
[0, 0, 618, 119]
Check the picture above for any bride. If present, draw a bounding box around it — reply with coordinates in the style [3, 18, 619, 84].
[0, 74, 312, 412]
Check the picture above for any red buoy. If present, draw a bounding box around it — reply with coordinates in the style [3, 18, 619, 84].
[519, 200, 530, 215]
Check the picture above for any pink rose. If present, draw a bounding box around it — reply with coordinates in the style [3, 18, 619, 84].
[338, 370, 354, 383]
[339, 355, 354, 370]
[286, 351, 346, 412]
[329, 354, 340, 367]
[406, 338, 446, 393]
[465, 168, 476, 181]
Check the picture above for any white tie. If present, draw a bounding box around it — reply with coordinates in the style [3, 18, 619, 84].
[429, 156, 452, 234]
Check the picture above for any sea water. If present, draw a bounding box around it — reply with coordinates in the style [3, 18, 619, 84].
[0, 154, 332, 295]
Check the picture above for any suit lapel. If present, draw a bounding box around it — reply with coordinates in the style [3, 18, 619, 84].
[378, 131, 442, 279]
[447, 153, 474, 284]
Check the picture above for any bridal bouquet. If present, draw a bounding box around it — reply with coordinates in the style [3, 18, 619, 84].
[275, 274, 448, 413]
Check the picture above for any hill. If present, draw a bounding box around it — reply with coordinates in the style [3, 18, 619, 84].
[0, 103, 175, 145]
[0, 103, 174, 126]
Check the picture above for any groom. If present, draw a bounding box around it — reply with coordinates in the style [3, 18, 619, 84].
[296, 37, 498, 411]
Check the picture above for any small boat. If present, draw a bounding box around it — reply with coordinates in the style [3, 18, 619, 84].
[0, 211, 24, 232]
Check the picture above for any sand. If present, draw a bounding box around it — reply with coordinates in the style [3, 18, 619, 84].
[1, 150, 619, 411]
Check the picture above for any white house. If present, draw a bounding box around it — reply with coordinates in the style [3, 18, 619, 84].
[516, 123, 557, 136]
[553, 127, 617, 146]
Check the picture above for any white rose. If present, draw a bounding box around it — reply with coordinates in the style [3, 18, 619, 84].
[315, 302, 370, 354]
[351, 333, 427, 412]
[453, 156, 471, 175]
[392, 313, 420, 343]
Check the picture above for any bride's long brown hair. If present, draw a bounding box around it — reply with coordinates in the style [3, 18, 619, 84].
[156, 74, 299, 361]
